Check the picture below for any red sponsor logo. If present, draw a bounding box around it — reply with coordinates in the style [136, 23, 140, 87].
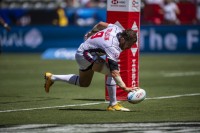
[136, 92, 143, 98]
[112, 0, 118, 4]
[132, 0, 139, 7]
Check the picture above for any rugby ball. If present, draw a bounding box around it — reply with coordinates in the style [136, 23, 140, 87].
[127, 88, 146, 104]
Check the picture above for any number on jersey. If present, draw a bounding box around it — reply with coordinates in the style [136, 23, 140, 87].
[91, 31, 104, 39]
[90, 28, 112, 40]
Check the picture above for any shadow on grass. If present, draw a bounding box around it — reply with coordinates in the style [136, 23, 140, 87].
[59, 108, 137, 112]
[73, 98, 105, 102]
[59, 108, 106, 112]
[0, 96, 61, 104]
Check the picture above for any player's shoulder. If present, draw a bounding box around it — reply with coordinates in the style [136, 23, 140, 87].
[108, 24, 122, 30]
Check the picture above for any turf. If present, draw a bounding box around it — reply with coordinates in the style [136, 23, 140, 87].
[0, 53, 200, 125]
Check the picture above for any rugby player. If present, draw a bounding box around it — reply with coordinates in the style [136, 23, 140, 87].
[44, 21, 137, 111]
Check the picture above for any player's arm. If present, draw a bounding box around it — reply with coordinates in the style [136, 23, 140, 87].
[84, 21, 109, 40]
[91, 21, 109, 33]
[108, 59, 134, 92]
[0, 17, 11, 31]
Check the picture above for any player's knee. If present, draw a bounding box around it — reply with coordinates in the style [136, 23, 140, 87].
[79, 71, 93, 87]
[79, 81, 91, 87]
[79, 78, 91, 87]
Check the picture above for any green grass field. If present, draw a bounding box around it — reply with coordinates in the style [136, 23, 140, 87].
[0, 54, 200, 125]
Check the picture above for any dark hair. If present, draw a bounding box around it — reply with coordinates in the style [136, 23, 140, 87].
[121, 29, 137, 45]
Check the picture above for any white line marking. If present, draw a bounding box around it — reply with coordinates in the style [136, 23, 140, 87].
[0, 93, 200, 113]
[146, 93, 200, 100]
[161, 71, 200, 77]
[1, 122, 200, 132]
[0, 102, 109, 113]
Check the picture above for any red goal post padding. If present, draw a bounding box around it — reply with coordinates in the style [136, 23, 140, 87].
[105, 0, 141, 101]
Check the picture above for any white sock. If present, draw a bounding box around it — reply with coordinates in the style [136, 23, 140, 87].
[51, 74, 80, 86]
[106, 76, 117, 106]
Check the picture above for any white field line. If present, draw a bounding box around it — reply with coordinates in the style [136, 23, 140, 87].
[0, 93, 200, 113]
[161, 71, 200, 77]
[0, 102, 109, 113]
[1, 122, 200, 133]
[146, 93, 200, 100]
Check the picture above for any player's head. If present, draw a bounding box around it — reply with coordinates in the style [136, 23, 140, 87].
[119, 29, 137, 50]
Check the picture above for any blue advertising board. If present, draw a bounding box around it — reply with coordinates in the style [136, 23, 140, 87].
[0, 26, 90, 52]
[0, 25, 200, 53]
[140, 25, 200, 53]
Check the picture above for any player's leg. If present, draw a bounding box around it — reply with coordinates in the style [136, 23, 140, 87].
[106, 76, 130, 111]
[78, 68, 94, 87]
[51, 74, 80, 85]
[106, 76, 117, 106]
[44, 58, 103, 92]
[44, 72, 80, 93]
[44, 52, 95, 93]
[44, 67, 94, 93]
[92, 58, 118, 105]
[92, 58, 130, 111]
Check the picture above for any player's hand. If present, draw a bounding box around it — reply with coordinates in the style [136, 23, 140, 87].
[84, 32, 93, 40]
[123, 87, 135, 92]
[133, 86, 140, 90]
[4, 24, 11, 32]
[123, 86, 140, 92]
[0, 18, 11, 32]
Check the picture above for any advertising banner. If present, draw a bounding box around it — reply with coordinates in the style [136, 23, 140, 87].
[140, 25, 200, 53]
[0, 26, 199, 53]
[0, 26, 89, 52]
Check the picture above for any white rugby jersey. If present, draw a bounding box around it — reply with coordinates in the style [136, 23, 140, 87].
[77, 24, 123, 62]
